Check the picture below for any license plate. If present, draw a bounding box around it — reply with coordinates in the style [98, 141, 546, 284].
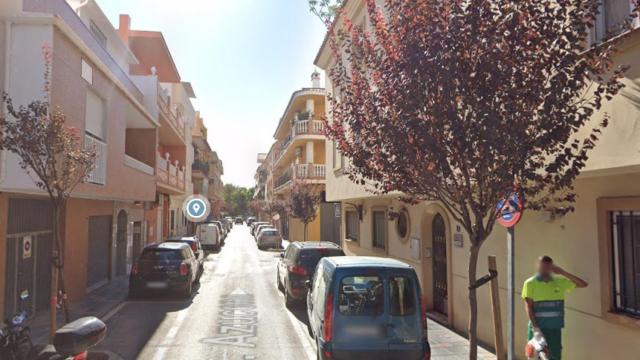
[146, 281, 168, 289]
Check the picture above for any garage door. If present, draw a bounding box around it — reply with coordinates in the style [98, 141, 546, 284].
[87, 216, 112, 290]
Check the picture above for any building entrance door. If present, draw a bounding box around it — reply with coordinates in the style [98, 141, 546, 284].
[116, 210, 128, 277]
[432, 214, 448, 315]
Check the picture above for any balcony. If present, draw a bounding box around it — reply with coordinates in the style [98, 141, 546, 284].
[157, 83, 186, 139]
[157, 152, 186, 194]
[192, 159, 210, 178]
[274, 120, 324, 166]
[85, 134, 107, 185]
[275, 163, 326, 193]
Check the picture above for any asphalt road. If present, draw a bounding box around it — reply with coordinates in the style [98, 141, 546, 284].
[94, 225, 315, 360]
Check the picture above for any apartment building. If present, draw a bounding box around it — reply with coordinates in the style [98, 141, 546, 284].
[0, 0, 160, 319]
[192, 112, 224, 218]
[117, 14, 196, 242]
[258, 72, 340, 242]
[315, 0, 640, 358]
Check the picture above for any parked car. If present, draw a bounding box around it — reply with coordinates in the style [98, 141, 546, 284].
[221, 218, 232, 232]
[306, 256, 430, 360]
[197, 223, 221, 251]
[129, 242, 200, 298]
[235, 217, 244, 225]
[250, 221, 269, 235]
[254, 224, 275, 240]
[278, 242, 344, 307]
[246, 217, 256, 226]
[164, 235, 205, 273]
[256, 228, 282, 250]
[209, 221, 227, 243]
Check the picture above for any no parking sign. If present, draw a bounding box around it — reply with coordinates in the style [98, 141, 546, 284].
[496, 192, 523, 228]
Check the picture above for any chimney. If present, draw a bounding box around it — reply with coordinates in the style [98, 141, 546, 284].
[118, 14, 131, 43]
[311, 70, 321, 88]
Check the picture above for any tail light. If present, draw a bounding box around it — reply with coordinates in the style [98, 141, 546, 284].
[323, 292, 334, 342]
[131, 264, 139, 275]
[421, 295, 428, 327]
[423, 351, 431, 360]
[73, 352, 88, 360]
[190, 243, 198, 253]
[179, 263, 189, 276]
[290, 265, 308, 276]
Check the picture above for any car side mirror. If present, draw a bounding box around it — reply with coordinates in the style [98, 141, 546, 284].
[305, 280, 312, 290]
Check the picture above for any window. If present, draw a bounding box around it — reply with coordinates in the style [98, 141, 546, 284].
[90, 21, 107, 48]
[85, 91, 105, 140]
[372, 210, 387, 249]
[390, 276, 417, 316]
[338, 276, 384, 316]
[396, 209, 409, 241]
[346, 210, 359, 242]
[592, 0, 637, 43]
[611, 211, 640, 316]
[312, 263, 327, 317]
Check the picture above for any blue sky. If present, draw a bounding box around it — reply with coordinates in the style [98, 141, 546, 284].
[99, 0, 328, 187]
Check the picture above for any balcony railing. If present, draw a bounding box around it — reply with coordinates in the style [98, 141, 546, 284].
[275, 164, 326, 192]
[157, 152, 185, 191]
[294, 120, 324, 136]
[85, 134, 107, 185]
[192, 160, 210, 177]
[157, 84, 185, 138]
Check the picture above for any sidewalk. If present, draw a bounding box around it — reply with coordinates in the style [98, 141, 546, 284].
[428, 317, 497, 359]
[31, 276, 129, 345]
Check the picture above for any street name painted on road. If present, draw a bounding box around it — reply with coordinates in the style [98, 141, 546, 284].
[201, 288, 257, 349]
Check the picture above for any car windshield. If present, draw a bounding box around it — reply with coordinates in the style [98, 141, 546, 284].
[140, 249, 182, 262]
[298, 249, 343, 270]
[338, 276, 384, 316]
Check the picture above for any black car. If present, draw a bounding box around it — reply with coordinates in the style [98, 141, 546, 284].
[165, 235, 205, 273]
[234, 217, 244, 224]
[129, 242, 200, 298]
[277, 242, 345, 308]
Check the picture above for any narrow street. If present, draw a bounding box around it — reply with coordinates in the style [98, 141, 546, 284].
[94, 225, 315, 360]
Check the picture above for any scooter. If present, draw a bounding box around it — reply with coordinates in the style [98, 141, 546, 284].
[0, 291, 34, 360]
[33, 316, 107, 360]
[525, 330, 550, 360]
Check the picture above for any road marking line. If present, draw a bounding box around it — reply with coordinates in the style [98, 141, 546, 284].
[153, 307, 190, 359]
[102, 301, 127, 322]
[282, 297, 315, 359]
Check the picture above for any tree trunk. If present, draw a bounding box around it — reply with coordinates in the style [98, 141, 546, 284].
[468, 244, 481, 360]
[304, 223, 308, 242]
[49, 205, 60, 342]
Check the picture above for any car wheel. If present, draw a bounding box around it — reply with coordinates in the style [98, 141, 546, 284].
[182, 281, 192, 299]
[284, 283, 295, 309]
[277, 270, 284, 292]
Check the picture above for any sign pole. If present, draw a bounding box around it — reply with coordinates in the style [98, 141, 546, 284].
[507, 226, 515, 360]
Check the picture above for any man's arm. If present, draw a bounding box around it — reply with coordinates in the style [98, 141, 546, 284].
[553, 265, 588, 288]
[524, 298, 539, 329]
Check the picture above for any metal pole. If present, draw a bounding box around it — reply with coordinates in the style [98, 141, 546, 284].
[507, 226, 515, 360]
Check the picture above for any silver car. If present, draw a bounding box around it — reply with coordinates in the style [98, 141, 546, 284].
[256, 228, 281, 250]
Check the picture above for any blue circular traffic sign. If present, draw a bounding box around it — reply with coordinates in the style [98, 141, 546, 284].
[496, 192, 523, 228]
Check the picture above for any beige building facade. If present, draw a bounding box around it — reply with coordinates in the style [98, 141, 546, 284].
[315, 0, 640, 359]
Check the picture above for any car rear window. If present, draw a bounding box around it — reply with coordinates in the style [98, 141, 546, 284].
[140, 249, 183, 262]
[338, 276, 384, 316]
[262, 230, 278, 236]
[389, 276, 417, 316]
[298, 249, 344, 269]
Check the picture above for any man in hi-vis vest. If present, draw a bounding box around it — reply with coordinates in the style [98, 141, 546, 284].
[522, 256, 588, 359]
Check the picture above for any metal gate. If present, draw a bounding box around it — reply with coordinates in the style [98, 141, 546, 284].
[4, 198, 53, 316]
[432, 214, 448, 315]
[87, 216, 112, 291]
[115, 210, 128, 277]
[320, 202, 341, 244]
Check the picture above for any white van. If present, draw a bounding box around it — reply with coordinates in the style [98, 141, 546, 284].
[197, 223, 221, 251]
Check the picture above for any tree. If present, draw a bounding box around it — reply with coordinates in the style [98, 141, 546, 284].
[308, 0, 344, 26]
[0, 45, 96, 340]
[222, 184, 255, 216]
[249, 199, 267, 219]
[320, 0, 638, 358]
[288, 182, 321, 241]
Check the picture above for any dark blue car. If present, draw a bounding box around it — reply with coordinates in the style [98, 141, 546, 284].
[306, 257, 430, 360]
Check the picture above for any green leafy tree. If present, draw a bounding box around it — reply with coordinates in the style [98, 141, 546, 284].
[320, 0, 639, 357]
[223, 184, 255, 216]
[308, 0, 344, 25]
[0, 45, 96, 340]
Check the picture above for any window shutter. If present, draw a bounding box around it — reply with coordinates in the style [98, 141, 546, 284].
[85, 91, 105, 140]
